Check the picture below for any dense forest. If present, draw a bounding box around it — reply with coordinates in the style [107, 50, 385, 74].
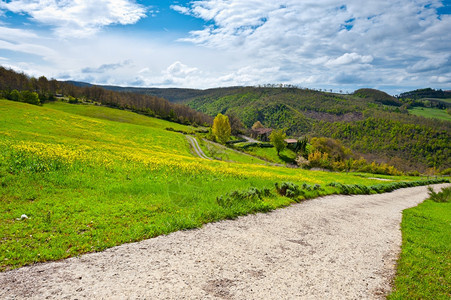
[398, 88, 451, 100]
[0, 67, 212, 126]
[183, 87, 450, 173]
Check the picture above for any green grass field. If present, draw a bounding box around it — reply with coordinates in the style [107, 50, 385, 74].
[388, 186, 451, 299]
[0, 99, 446, 271]
[409, 107, 451, 121]
[196, 138, 269, 164]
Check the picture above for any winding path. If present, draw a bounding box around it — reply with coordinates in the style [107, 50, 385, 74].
[1, 184, 449, 299]
[186, 135, 211, 160]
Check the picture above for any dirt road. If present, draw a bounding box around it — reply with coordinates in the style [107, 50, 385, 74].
[1, 184, 448, 299]
[186, 135, 211, 160]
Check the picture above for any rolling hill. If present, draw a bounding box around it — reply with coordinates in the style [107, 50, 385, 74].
[1, 67, 449, 172]
[181, 86, 450, 172]
[3, 99, 442, 270]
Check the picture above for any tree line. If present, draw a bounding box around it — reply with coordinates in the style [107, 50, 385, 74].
[0, 66, 212, 126]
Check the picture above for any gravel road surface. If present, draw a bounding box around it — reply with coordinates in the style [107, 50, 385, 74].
[1, 184, 448, 300]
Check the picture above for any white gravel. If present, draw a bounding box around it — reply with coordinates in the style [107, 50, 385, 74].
[1, 183, 449, 300]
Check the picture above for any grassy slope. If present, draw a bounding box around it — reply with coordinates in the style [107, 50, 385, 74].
[195, 138, 270, 165]
[0, 99, 438, 271]
[389, 187, 451, 299]
[409, 107, 451, 121]
[241, 146, 297, 164]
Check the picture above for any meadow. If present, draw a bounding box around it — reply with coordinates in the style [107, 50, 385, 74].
[0, 99, 446, 271]
[409, 107, 451, 121]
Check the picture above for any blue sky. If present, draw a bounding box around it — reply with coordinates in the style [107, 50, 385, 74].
[0, 0, 450, 95]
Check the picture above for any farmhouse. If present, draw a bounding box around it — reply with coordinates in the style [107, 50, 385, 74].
[284, 138, 298, 151]
[250, 127, 273, 142]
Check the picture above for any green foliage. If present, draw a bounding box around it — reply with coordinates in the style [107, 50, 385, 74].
[269, 129, 287, 155]
[315, 115, 450, 172]
[216, 187, 272, 212]
[185, 85, 450, 172]
[275, 182, 325, 200]
[398, 87, 451, 100]
[212, 113, 231, 144]
[4, 89, 41, 105]
[327, 179, 449, 195]
[353, 88, 401, 106]
[427, 186, 451, 203]
[275, 182, 300, 198]
[310, 137, 353, 161]
[294, 137, 308, 156]
[388, 186, 451, 299]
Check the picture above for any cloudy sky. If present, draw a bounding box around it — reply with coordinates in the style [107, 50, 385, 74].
[0, 0, 450, 94]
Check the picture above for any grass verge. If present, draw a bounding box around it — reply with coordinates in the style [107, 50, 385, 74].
[388, 186, 451, 299]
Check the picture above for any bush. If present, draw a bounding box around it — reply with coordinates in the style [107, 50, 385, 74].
[427, 186, 451, 203]
[275, 182, 324, 200]
[275, 182, 300, 197]
[327, 178, 449, 196]
[216, 187, 272, 208]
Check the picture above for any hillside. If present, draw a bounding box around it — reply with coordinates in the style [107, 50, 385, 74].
[5, 99, 441, 270]
[0, 67, 212, 126]
[1, 66, 449, 172]
[184, 87, 450, 172]
[66, 80, 242, 103]
[353, 88, 402, 106]
[399, 88, 451, 100]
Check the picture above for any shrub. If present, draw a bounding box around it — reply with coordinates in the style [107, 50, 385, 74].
[216, 187, 272, 208]
[275, 182, 300, 197]
[327, 178, 449, 196]
[275, 182, 324, 200]
[427, 186, 451, 203]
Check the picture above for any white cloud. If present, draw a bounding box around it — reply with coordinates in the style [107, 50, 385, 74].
[0, 0, 147, 37]
[430, 75, 451, 84]
[326, 53, 374, 67]
[1, 0, 450, 93]
[0, 26, 39, 40]
[0, 39, 57, 59]
[173, 0, 451, 90]
[170, 5, 189, 15]
[165, 61, 199, 78]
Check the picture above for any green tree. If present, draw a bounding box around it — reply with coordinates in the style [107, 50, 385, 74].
[8, 89, 21, 102]
[21, 91, 40, 105]
[269, 129, 287, 156]
[212, 113, 231, 144]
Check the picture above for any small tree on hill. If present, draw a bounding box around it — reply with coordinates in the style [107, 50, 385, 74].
[212, 113, 231, 144]
[252, 121, 264, 130]
[269, 129, 287, 156]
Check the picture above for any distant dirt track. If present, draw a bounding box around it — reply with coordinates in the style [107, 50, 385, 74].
[186, 135, 211, 159]
[1, 184, 449, 300]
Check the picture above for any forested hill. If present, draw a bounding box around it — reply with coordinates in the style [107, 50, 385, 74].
[66, 80, 241, 103]
[184, 86, 450, 173]
[0, 67, 212, 126]
[399, 88, 451, 100]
